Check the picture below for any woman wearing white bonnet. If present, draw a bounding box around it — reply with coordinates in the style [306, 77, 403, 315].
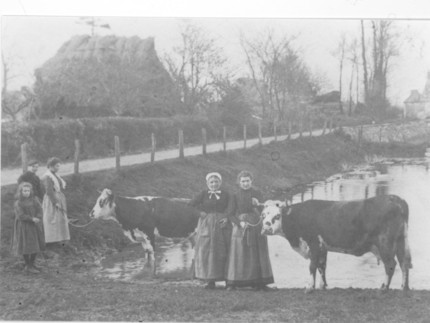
[189, 172, 235, 289]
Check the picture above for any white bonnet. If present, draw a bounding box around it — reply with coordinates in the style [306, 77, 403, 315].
[206, 172, 222, 182]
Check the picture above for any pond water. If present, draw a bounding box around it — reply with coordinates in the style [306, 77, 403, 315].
[97, 157, 430, 290]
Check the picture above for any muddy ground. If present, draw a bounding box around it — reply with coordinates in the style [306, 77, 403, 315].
[1, 132, 430, 322]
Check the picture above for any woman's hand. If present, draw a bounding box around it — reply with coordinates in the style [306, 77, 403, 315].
[200, 211, 208, 218]
[219, 218, 228, 228]
[32, 217, 40, 224]
[239, 221, 248, 229]
[252, 197, 260, 206]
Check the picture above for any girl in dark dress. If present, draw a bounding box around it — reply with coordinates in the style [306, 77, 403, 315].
[226, 170, 275, 291]
[189, 172, 234, 289]
[11, 182, 45, 273]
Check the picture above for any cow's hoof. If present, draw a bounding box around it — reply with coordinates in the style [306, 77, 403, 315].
[319, 285, 327, 290]
[379, 284, 389, 294]
[402, 284, 410, 291]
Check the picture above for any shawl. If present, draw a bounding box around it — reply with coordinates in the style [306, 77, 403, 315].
[42, 170, 66, 193]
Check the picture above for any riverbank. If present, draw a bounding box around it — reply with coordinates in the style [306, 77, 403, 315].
[1, 133, 429, 321]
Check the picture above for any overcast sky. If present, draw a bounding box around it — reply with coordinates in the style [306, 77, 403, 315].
[1, 1, 430, 105]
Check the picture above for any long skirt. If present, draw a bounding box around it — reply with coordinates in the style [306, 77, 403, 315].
[226, 213, 274, 287]
[42, 192, 70, 243]
[11, 219, 45, 256]
[194, 213, 231, 282]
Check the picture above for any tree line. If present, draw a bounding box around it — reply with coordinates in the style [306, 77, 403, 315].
[2, 19, 408, 123]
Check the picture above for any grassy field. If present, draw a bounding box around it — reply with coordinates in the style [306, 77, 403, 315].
[1, 264, 430, 322]
[1, 132, 429, 322]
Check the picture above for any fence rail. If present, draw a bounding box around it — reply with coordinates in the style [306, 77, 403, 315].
[18, 117, 335, 175]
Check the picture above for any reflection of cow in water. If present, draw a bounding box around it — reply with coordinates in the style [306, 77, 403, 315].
[89, 189, 200, 275]
[261, 195, 412, 292]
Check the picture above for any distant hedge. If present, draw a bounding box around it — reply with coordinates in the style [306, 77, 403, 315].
[1, 116, 267, 168]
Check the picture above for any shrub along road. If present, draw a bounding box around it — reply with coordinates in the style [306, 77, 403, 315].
[1, 129, 325, 186]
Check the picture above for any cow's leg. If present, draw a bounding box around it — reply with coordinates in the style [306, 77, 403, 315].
[380, 256, 396, 292]
[306, 247, 318, 293]
[396, 231, 412, 291]
[377, 234, 397, 292]
[317, 249, 328, 290]
[145, 231, 156, 277]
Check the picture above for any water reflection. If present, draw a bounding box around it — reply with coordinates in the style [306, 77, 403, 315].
[98, 158, 430, 290]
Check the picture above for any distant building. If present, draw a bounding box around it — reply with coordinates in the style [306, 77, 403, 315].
[404, 72, 430, 119]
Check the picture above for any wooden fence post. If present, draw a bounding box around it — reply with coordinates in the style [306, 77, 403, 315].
[299, 116, 303, 138]
[114, 136, 120, 172]
[288, 121, 292, 140]
[179, 129, 184, 158]
[21, 143, 28, 173]
[258, 121, 263, 146]
[151, 133, 156, 163]
[273, 120, 277, 141]
[309, 116, 313, 137]
[223, 126, 227, 152]
[329, 118, 333, 133]
[243, 125, 247, 149]
[379, 126, 383, 143]
[202, 128, 207, 155]
[74, 139, 80, 175]
[322, 119, 327, 135]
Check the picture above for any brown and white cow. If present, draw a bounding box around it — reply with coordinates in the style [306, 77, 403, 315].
[260, 195, 412, 292]
[89, 189, 200, 275]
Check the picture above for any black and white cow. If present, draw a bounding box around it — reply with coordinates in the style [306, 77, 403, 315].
[89, 189, 200, 274]
[260, 195, 412, 292]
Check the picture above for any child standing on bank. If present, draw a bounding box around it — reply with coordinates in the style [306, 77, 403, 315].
[11, 182, 45, 273]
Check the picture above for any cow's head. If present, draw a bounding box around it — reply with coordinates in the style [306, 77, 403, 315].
[261, 200, 289, 236]
[89, 188, 117, 222]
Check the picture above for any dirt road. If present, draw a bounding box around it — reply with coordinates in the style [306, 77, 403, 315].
[1, 129, 325, 186]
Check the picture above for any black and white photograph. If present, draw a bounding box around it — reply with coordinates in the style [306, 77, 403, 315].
[1, 1, 430, 321]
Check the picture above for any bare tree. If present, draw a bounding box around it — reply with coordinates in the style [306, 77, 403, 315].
[1, 52, 32, 121]
[347, 38, 360, 115]
[2, 87, 37, 121]
[332, 34, 347, 114]
[360, 20, 400, 114]
[164, 23, 228, 114]
[360, 20, 369, 105]
[240, 29, 317, 121]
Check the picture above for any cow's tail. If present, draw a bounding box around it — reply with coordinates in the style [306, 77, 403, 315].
[398, 197, 412, 269]
[403, 222, 413, 269]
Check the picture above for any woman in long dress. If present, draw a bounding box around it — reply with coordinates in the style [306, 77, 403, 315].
[41, 157, 70, 244]
[226, 170, 275, 291]
[189, 172, 234, 289]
